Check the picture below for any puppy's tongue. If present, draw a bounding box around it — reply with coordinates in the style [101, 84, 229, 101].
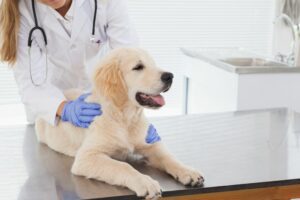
[150, 94, 165, 106]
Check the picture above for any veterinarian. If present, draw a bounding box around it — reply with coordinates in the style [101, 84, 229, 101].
[0, 0, 135, 127]
[0, 0, 160, 142]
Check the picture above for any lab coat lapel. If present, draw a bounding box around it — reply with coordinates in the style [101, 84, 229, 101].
[70, 1, 89, 44]
[41, 9, 71, 42]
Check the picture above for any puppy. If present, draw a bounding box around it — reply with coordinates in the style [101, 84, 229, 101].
[35, 48, 204, 199]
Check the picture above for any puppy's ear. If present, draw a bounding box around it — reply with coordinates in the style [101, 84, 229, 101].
[93, 60, 128, 108]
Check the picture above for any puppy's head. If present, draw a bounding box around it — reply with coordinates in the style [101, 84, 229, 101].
[93, 48, 173, 109]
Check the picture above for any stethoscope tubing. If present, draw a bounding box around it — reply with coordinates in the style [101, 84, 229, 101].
[28, 0, 97, 86]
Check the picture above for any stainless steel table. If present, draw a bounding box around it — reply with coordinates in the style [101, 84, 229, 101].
[1, 108, 300, 200]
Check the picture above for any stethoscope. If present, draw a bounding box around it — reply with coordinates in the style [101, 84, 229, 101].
[28, 0, 98, 86]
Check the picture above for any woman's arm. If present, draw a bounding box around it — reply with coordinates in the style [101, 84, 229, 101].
[106, 0, 139, 48]
[56, 101, 67, 117]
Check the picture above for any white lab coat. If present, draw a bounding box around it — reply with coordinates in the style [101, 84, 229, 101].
[14, 0, 138, 126]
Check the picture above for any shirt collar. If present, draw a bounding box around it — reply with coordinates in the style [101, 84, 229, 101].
[50, 0, 75, 21]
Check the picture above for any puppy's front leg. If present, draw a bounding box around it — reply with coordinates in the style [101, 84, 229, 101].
[139, 143, 204, 187]
[71, 148, 162, 199]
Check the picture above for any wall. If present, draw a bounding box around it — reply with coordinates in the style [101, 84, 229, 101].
[128, 0, 276, 116]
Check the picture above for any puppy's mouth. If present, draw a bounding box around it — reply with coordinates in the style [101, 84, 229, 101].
[135, 92, 165, 108]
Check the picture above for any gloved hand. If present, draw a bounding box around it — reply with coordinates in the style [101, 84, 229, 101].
[146, 124, 161, 144]
[61, 93, 102, 128]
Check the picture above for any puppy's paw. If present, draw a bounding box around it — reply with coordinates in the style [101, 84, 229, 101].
[172, 166, 204, 187]
[131, 174, 162, 199]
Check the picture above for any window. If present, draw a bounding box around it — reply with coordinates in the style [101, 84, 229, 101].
[0, 63, 26, 125]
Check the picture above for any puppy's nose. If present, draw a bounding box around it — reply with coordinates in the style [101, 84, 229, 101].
[161, 72, 174, 84]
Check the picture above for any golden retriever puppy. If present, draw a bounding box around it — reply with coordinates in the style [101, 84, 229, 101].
[35, 48, 204, 199]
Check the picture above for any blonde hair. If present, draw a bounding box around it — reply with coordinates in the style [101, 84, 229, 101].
[0, 0, 20, 64]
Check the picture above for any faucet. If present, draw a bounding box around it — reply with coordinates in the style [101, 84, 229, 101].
[274, 13, 299, 66]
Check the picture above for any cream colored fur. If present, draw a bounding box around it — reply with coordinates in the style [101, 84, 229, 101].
[35, 48, 204, 199]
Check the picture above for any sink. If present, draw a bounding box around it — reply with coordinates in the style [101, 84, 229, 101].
[219, 58, 289, 67]
[180, 47, 300, 74]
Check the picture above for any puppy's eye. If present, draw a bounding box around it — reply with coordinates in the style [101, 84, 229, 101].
[133, 64, 144, 71]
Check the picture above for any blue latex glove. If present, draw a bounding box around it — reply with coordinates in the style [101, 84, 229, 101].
[146, 124, 161, 144]
[61, 93, 102, 128]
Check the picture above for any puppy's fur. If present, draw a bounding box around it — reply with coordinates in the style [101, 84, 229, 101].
[35, 48, 204, 199]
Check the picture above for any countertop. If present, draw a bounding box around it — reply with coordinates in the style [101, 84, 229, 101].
[181, 47, 300, 74]
[1, 108, 300, 200]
